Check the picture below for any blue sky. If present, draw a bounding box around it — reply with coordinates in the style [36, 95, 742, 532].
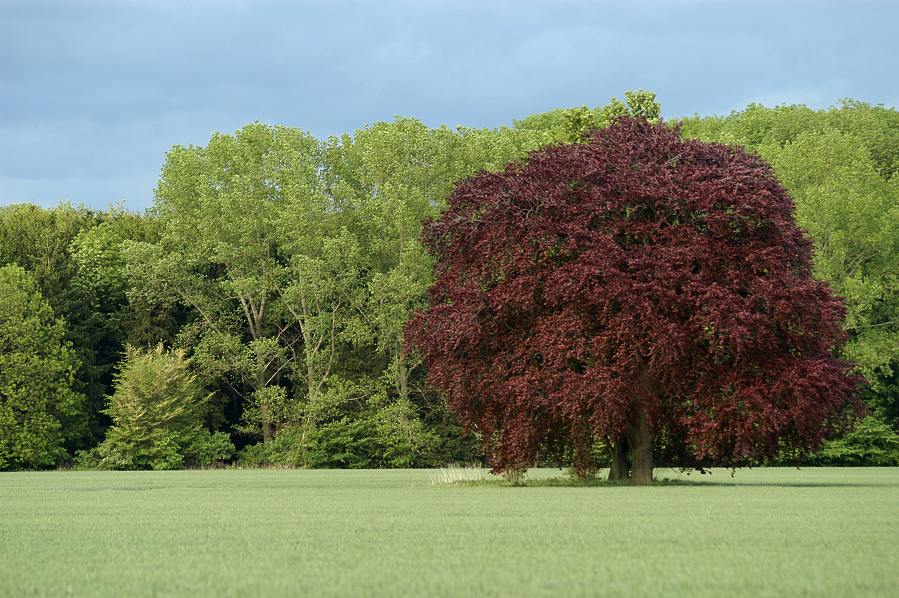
[1, 0, 897, 210]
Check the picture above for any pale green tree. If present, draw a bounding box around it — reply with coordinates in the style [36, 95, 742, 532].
[514, 90, 661, 143]
[323, 118, 551, 410]
[126, 124, 321, 441]
[323, 119, 450, 405]
[93, 345, 233, 470]
[127, 123, 362, 445]
[678, 100, 899, 178]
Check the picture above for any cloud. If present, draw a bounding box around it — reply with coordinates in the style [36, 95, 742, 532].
[1, 0, 897, 210]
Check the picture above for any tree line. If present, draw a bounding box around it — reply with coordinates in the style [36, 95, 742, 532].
[1, 92, 896, 470]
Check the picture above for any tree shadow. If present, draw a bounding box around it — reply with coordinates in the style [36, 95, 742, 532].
[451, 476, 895, 489]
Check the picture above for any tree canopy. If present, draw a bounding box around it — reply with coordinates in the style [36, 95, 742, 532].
[680, 101, 899, 463]
[406, 118, 862, 483]
[0, 265, 85, 469]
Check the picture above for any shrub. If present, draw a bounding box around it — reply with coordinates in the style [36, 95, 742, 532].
[184, 430, 235, 467]
[236, 402, 442, 469]
[94, 345, 234, 470]
[811, 414, 899, 466]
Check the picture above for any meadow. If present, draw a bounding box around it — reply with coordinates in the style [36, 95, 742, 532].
[1, 467, 897, 597]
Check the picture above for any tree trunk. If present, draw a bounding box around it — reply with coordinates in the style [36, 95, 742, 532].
[256, 365, 272, 444]
[396, 357, 409, 404]
[628, 411, 653, 485]
[608, 437, 630, 481]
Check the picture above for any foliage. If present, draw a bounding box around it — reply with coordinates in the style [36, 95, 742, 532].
[128, 115, 557, 464]
[760, 131, 899, 427]
[0, 204, 102, 440]
[4, 93, 897, 468]
[679, 100, 899, 179]
[127, 123, 368, 446]
[0, 203, 167, 445]
[679, 102, 899, 457]
[237, 377, 441, 468]
[93, 345, 233, 470]
[184, 430, 236, 466]
[407, 118, 862, 481]
[515, 90, 660, 143]
[68, 222, 131, 436]
[0, 265, 86, 469]
[811, 413, 899, 466]
[0, 203, 97, 306]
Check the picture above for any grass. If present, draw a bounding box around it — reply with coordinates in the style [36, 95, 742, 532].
[1, 468, 897, 597]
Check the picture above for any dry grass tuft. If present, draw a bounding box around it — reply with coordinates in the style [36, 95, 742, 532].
[427, 463, 488, 485]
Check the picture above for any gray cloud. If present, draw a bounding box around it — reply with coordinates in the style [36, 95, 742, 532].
[1, 0, 897, 210]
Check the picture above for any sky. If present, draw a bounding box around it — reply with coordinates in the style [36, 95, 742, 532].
[1, 0, 897, 211]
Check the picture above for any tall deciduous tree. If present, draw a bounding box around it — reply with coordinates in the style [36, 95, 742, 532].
[761, 131, 899, 396]
[406, 118, 862, 484]
[324, 119, 459, 408]
[760, 130, 899, 451]
[127, 123, 358, 445]
[322, 118, 552, 460]
[0, 265, 85, 469]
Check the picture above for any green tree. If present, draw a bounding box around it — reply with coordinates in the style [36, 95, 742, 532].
[678, 100, 899, 178]
[322, 118, 550, 463]
[811, 414, 899, 466]
[0, 265, 85, 469]
[323, 119, 452, 406]
[67, 222, 130, 433]
[92, 345, 233, 470]
[0, 203, 161, 444]
[127, 123, 359, 446]
[0, 204, 98, 306]
[130, 124, 299, 441]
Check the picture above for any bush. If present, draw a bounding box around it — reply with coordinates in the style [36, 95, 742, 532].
[98, 426, 185, 470]
[237, 419, 380, 469]
[236, 374, 447, 469]
[184, 430, 235, 467]
[811, 414, 899, 466]
[236, 402, 442, 469]
[73, 448, 100, 470]
[374, 398, 439, 468]
[305, 417, 381, 468]
[235, 441, 272, 468]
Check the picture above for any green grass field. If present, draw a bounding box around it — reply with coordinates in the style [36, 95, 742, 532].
[1, 468, 897, 597]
